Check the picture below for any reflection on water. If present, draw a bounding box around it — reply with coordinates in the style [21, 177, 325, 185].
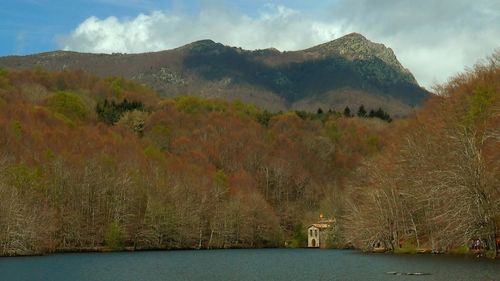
[0, 249, 499, 281]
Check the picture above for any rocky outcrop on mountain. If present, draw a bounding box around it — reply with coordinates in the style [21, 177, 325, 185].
[307, 33, 416, 82]
[0, 33, 430, 115]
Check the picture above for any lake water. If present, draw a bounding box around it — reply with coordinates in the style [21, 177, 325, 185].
[0, 249, 499, 281]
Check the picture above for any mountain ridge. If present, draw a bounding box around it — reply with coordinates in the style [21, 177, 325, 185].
[0, 33, 430, 116]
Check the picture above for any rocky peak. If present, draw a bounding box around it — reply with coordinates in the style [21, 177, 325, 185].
[339, 32, 367, 40]
[306, 32, 417, 85]
[179, 39, 224, 53]
[190, 39, 217, 46]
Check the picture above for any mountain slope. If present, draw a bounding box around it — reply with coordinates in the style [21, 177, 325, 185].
[0, 68, 390, 255]
[0, 33, 430, 115]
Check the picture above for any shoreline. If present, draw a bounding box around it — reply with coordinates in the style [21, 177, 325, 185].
[1, 246, 498, 260]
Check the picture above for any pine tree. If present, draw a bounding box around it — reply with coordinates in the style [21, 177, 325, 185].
[343, 106, 352, 117]
[357, 105, 367, 117]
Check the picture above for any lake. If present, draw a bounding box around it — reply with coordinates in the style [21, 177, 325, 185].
[0, 249, 498, 281]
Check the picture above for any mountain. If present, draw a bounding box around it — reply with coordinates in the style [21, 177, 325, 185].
[0, 33, 430, 115]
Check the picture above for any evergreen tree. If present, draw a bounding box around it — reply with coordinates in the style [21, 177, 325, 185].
[371, 107, 392, 122]
[357, 105, 367, 117]
[256, 110, 272, 126]
[96, 98, 145, 124]
[343, 106, 352, 117]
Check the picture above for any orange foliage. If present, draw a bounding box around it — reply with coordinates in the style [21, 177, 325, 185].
[0, 68, 389, 255]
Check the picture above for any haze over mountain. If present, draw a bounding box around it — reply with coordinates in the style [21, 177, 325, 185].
[0, 33, 430, 115]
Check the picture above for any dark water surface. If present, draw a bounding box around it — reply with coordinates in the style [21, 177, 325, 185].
[0, 249, 498, 281]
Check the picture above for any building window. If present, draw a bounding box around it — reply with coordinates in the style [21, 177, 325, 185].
[315, 229, 318, 237]
[310, 229, 313, 236]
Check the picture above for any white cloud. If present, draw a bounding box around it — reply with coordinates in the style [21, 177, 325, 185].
[60, 1, 500, 88]
[60, 5, 344, 53]
[330, 0, 500, 88]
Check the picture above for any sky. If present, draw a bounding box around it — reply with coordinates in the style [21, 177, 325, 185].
[1, 0, 499, 89]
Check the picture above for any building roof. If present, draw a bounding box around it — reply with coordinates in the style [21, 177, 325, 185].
[308, 218, 336, 230]
[309, 223, 331, 229]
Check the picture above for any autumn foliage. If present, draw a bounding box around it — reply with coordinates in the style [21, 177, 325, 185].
[0, 68, 386, 255]
[2, 52, 495, 257]
[344, 52, 500, 257]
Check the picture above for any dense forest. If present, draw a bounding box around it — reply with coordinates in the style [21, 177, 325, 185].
[0, 67, 386, 255]
[0, 52, 498, 257]
[343, 52, 500, 257]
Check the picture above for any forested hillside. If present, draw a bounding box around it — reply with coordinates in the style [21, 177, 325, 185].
[343, 52, 500, 257]
[0, 52, 497, 257]
[0, 68, 387, 255]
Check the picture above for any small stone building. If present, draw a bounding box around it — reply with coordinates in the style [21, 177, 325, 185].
[307, 216, 335, 248]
